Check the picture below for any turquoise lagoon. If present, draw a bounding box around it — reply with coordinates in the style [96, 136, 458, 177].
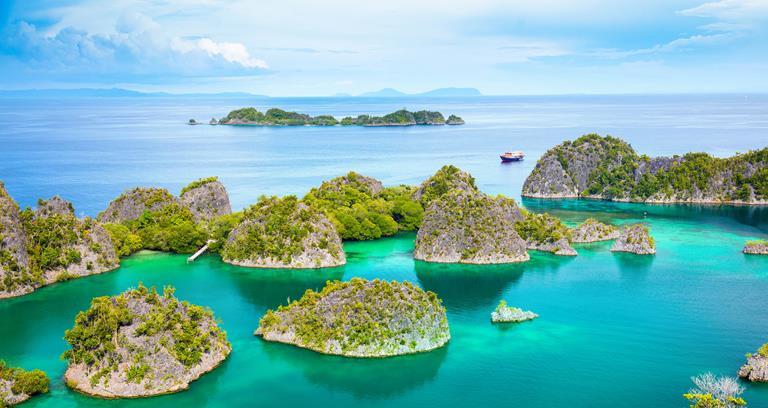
[0, 95, 767, 407]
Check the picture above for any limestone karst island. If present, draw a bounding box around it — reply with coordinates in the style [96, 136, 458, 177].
[2, 1, 768, 407]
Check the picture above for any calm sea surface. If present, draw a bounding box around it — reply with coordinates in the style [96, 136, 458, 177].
[0, 95, 767, 407]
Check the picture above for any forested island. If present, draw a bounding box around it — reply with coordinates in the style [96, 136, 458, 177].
[211, 108, 465, 126]
[255, 278, 450, 357]
[63, 284, 231, 398]
[3, 162, 668, 300]
[523, 134, 768, 204]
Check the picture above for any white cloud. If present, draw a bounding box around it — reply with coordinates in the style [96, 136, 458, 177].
[1, 11, 268, 79]
[679, 0, 768, 21]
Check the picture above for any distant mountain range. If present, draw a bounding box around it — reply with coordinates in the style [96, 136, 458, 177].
[0, 87, 482, 98]
[356, 87, 482, 97]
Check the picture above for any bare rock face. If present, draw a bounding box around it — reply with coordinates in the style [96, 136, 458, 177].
[0, 182, 32, 298]
[522, 153, 581, 198]
[255, 278, 450, 357]
[63, 285, 231, 398]
[414, 190, 529, 264]
[412, 165, 479, 207]
[222, 195, 345, 268]
[739, 346, 768, 382]
[35, 196, 74, 218]
[571, 218, 621, 243]
[610, 224, 656, 255]
[179, 177, 232, 221]
[491, 301, 538, 323]
[743, 240, 768, 255]
[98, 187, 179, 223]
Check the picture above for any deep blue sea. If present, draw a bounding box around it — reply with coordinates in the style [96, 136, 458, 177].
[1, 95, 767, 408]
[1, 94, 767, 216]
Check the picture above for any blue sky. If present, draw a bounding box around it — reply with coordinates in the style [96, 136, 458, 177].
[0, 0, 766, 95]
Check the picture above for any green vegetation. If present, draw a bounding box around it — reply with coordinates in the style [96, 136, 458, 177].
[302, 172, 423, 240]
[105, 203, 206, 255]
[180, 176, 218, 196]
[415, 165, 478, 207]
[220, 108, 456, 127]
[258, 278, 448, 355]
[758, 343, 768, 357]
[0, 360, 49, 401]
[514, 210, 571, 243]
[545, 134, 768, 202]
[63, 284, 229, 387]
[222, 195, 341, 263]
[745, 239, 768, 248]
[220, 107, 338, 126]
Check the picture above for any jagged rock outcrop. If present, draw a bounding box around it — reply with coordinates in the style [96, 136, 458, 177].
[739, 345, 768, 382]
[35, 196, 74, 218]
[515, 211, 577, 256]
[0, 361, 49, 406]
[0, 182, 32, 298]
[491, 301, 538, 323]
[610, 224, 656, 255]
[98, 187, 179, 223]
[522, 134, 768, 204]
[222, 195, 345, 268]
[63, 285, 231, 398]
[412, 165, 479, 206]
[255, 278, 450, 357]
[179, 177, 232, 221]
[571, 218, 621, 243]
[743, 240, 768, 255]
[414, 189, 529, 264]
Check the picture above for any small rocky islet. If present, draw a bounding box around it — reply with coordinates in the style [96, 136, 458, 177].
[490, 300, 538, 323]
[523, 133, 768, 204]
[255, 278, 450, 357]
[0, 361, 49, 406]
[570, 218, 620, 243]
[739, 343, 768, 382]
[62, 284, 231, 398]
[208, 107, 465, 127]
[610, 224, 656, 255]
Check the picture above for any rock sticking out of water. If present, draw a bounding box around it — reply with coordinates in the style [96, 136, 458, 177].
[491, 301, 538, 323]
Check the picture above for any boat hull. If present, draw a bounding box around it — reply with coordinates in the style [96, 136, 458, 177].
[500, 156, 523, 162]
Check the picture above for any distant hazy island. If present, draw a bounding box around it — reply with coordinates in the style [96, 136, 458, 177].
[205, 108, 465, 127]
